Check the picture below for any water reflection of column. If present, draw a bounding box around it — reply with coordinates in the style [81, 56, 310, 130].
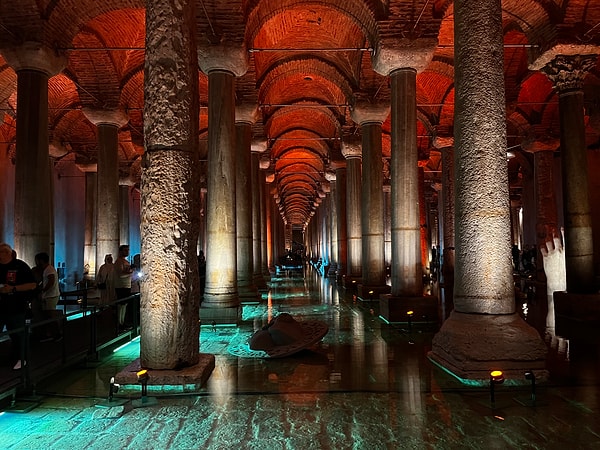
[351, 311, 366, 389]
[369, 334, 388, 389]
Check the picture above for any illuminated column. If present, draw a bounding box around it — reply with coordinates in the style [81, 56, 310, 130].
[83, 109, 128, 275]
[199, 44, 248, 311]
[141, 0, 201, 368]
[251, 141, 268, 290]
[351, 102, 390, 297]
[235, 105, 259, 300]
[259, 155, 271, 280]
[2, 43, 66, 264]
[429, 0, 546, 380]
[334, 163, 348, 281]
[341, 138, 362, 286]
[325, 170, 338, 276]
[265, 171, 275, 270]
[532, 51, 598, 293]
[80, 167, 97, 278]
[119, 184, 131, 245]
[433, 135, 455, 289]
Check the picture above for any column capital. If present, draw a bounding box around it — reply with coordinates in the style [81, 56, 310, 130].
[198, 44, 249, 77]
[82, 108, 129, 128]
[521, 135, 560, 153]
[76, 163, 98, 173]
[350, 101, 390, 125]
[251, 139, 268, 153]
[324, 171, 336, 182]
[432, 135, 454, 150]
[529, 45, 599, 92]
[341, 137, 362, 159]
[372, 38, 437, 76]
[49, 141, 69, 158]
[235, 104, 259, 124]
[1, 42, 66, 76]
[259, 155, 271, 169]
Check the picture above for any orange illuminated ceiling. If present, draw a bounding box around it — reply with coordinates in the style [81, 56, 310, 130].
[0, 1, 599, 228]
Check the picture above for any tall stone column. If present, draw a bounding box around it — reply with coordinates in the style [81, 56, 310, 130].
[325, 171, 338, 277]
[351, 103, 390, 298]
[341, 138, 362, 287]
[2, 43, 66, 264]
[433, 135, 455, 290]
[235, 105, 259, 300]
[199, 44, 248, 317]
[532, 51, 598, 293]
[251, 141, 268, 290]
[334, 163, 348, 281]
[140, 0, 202, 369]
[371, 39, 437, 322]
[81, 168, 97, 278]
[260, 155, 271, 281]
[429, 0, 546, 380]
[82, 109, 128, 275]
[119, 184, 131, 246]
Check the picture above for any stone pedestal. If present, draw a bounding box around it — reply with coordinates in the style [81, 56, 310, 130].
[357, 284, 391, 301]
[428, 311, 548, 382]
[379, 294, 437, 323]
[200, 305, 241, 325]
[114, 354, 215, 393]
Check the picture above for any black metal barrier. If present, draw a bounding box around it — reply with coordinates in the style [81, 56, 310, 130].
[0, 293, 140, 399]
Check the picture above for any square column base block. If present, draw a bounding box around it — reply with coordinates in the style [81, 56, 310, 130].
[200, 305, 241, 325]
[342, 276, 361, 290]
[554, 291, 600, 324]
[114, 354, 216, 393]
[357, 284, 391, 300]
[428, 311, 548, 383]
[379, 294, 438, 323]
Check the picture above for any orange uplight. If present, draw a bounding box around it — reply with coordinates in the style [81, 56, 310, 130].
[490, 370, 504, 383]
[407, 310, 414, 316]
[137, 369, 149, 381]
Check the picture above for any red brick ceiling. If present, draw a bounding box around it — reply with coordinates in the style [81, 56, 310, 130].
[1, 0, 599, 227]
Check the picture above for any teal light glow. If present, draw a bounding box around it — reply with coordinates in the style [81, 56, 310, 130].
[113, 335, 141, 353]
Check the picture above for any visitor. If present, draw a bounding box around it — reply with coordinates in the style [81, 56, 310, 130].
[96, 254, 116, 307]
[34, 252, 63, 342]
[114, 245, 133, 330]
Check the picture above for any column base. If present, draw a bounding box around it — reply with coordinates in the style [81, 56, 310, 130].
[379, 294, 438, 323]
[428, 311, 548, 383]
[114, 354, 215, 394]
[200, 305, 241, 325]
[554, 291, 600, 337]
[342, 275, 361, 290]
[357, 284, 390, 301]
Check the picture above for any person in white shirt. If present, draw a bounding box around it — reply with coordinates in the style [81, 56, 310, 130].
[34, 252, 62, 342]
[114, 245, 133, 329]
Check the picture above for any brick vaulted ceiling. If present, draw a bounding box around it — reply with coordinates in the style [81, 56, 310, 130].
[1, 1, 600, 228]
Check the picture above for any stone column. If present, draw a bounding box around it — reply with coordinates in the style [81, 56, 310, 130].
[199, 44, 248, 317]
[81, 167, 98, 278]
[429, 0, 547, 380]
[235, 105, 259, 300]
[334, 163, 348, 281]
[119, 184, 131, 246]
[532, 51, 598, 293]
[2, 43, 66, 264]
[341, 138, 362, 288]
[433, 135, 455, 294]
[83, 109, 128, 275]
[251, 141, 268, 290]
[371, 40, 436, 321]
[351, 103, 390, 298]
[325, 171, 338, 277]
[260, 155, 271, 281]
[140, 0, 202, 369]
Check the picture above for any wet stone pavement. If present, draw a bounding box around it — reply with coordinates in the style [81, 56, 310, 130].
[1, 269, 599, 449]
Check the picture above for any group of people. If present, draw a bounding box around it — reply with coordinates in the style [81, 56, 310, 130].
[0, 242, 137, 371]
[0, 243, 62, 370]
[96, 244, 135, 330]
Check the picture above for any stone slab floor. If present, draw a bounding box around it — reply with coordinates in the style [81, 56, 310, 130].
[1, 269, 599, 449]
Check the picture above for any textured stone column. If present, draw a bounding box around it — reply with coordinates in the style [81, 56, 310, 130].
[434, 135, 455, 289]
[83, 109, 128, 276]
[371, 40, 436, 321]
[265, 172, 275, 271]
[199, 44, 248, 314]
[342, 138, 362, 287]
[235, 105, 259, 300]
[259, 156, 271, 281]
[81, 168, 98, 278]
[251, 141, 268, 290]
[2, 43, 66, 264]
[351, 103, 390, 298]
[325, 171, 338, 277]
[429, 0, 546, 380]
[140, 0, 201, 369]
[533, 51, 598, 293]
[334, 164, 348, 281]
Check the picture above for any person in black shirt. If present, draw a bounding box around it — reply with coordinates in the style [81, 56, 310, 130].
[0, 243, 37, 370]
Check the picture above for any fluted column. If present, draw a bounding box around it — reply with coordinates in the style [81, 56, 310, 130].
[325, 171, 338, 277]
[235, 105, 259, 300]
[533, 51, 598, 293]
[341, 138, 362, 287]
[2, 43, 66, 264]
[351, 103, 390, 297]
[334, 163, 348, 281]
[429, 0, 546, 380]
[83, 109, 128, 275]
[199, 45, 248, 313]
[140, 0, 201, 368]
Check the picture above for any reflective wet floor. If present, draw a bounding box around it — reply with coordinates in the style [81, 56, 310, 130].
[1, 268, 599, 449]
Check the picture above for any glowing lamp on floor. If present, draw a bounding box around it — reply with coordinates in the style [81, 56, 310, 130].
[489, 370, 504, 406]
[132, 369, 158, 407]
